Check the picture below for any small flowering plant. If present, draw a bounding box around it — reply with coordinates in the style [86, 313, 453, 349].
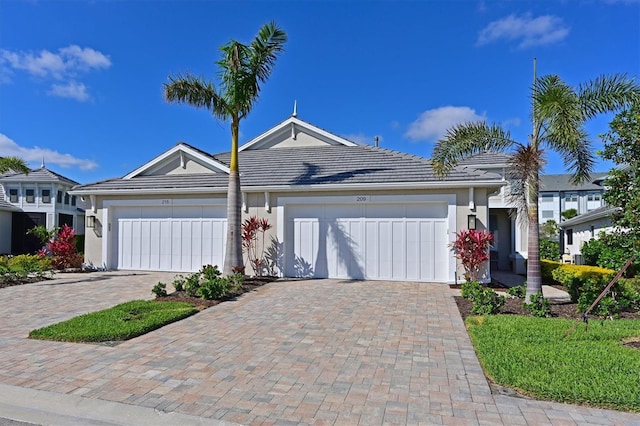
[39, 224, 83, 270]
[450, 229, 494, 282]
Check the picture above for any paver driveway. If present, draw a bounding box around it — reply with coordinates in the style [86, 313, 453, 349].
[1, 271, 639, 425]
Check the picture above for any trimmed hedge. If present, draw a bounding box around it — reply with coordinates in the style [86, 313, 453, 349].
[552, 264, 615, 303]
[541, 260, 562, 285]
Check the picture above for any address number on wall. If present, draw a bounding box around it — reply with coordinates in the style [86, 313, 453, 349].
[355, 196, 369, 202]
[160, 199, 172, 205]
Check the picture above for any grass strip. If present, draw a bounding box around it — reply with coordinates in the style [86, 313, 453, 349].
[466, 316, 640, 412]
[29, 300, 198, 343]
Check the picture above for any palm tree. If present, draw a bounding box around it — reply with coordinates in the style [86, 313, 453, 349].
[0, 157, 29, 174]
[164, 22, 287, 276]
[432, 73, 640, 301]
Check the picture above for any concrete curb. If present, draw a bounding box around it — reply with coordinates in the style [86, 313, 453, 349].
[0, 384, 238, 426]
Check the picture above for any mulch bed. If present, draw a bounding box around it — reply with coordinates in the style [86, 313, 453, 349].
[453, 286, 640, 350]
[155, 276, 278, 309]
[0, 276, 51, 289]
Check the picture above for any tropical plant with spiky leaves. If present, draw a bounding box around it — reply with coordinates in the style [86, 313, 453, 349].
[164, 22, 286, 275]
[432, 73, 640, 301]
[0, 157, 29, 174]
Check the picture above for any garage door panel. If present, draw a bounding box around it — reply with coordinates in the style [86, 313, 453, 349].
[290, 219, 319, 278]
[116, 205, 226, 272]
[391, 220, 404, 279]
[405, 220, 420, 281]
[286, 202, 449, 283]
[405, 203, 447, 219]
[433, 221, 448, 281]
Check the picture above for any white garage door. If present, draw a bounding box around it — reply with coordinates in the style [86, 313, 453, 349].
[115, 205, 226, 272]
[285, 203, 448, 282]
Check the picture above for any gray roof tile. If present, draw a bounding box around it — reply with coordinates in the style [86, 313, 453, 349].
[73, 145, 502, 192]
[540, 173, 608, 192]
[0, 167, 79, 186]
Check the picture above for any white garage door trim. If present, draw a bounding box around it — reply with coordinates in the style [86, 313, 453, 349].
[102, 198, 226, 270]
[276, 194, 457, 283]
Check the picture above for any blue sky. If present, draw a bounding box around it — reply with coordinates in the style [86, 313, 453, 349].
[1, 0, 638, 185]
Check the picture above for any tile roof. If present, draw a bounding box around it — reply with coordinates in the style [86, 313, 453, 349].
[0, 167, 79, 186]
[0, 199, 19, 211]
[73, 145, 503, 193]
[559, 205, 620, 228]
[540, 173, 609, 192]
[457, 151, 513, 167]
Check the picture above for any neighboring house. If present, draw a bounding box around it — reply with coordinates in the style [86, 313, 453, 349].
[0, 166, 86, 254]
[457, 152, 528, 275]
[558, 205, 619, 264]
[539, 173, 608, 224]
[71, 116, 505, 283]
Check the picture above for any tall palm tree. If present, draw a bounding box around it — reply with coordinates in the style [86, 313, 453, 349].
[164, 22, 287, 276]
[0, 157, 29, 174]
[432, 73, 640, 301]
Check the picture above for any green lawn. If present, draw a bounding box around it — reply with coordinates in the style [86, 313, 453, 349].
[466, 315, 640, 412]
[29, 300, 198, 343]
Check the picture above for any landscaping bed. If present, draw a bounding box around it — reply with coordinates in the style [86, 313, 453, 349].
[455, 293, 640, 322]
[156, 275, 277, 308]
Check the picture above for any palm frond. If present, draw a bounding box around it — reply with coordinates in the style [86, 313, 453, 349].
[533, 74, 583, 147]
[431, 122, 516, 176]
[217, 22, 287, 119]
[579, 74, 640, 119]
[534, 74, 595, 185]
[551, 129, 594, 185]
[0, 157, 29, 174]
[164, 73, 227, 119]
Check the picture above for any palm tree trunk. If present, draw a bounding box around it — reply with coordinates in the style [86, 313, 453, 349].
[525, 172, 543, 301]
[223, 117, 244, 275]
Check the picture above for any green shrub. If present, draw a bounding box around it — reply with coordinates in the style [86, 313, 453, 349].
[619, 278, 640, 311]
[151, 282, 167, 298]
[552, 264, 615, 303]
[228, 272, 245, 290]
[461, 281, 505, 315]
[198, 276, 232, 300]
[576, 277, 630, 318]
[506, 284, 526, 298]
[471, 288, 505, 315]
[183, 273, 201, 297]
[461, 280, 483, 300]
[580, 233, 638, 276]
[523, 292, 551, 317]
[172, 275, 185, 292]
[540, 239, 559, 261]
[541, 260, 562, 285]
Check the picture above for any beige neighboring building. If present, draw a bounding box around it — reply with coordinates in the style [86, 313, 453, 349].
[71, 116, 507, 283]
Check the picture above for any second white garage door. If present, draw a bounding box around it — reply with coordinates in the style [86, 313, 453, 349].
[115, 205, 227, 272]
[285, 203, 449, 282]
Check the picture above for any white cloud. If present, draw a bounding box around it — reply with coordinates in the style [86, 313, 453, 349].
[502, 117, 521, 127]
[477, 13, 570, 49]
[0, 45, 111, 79]
[0, 45, 110, 101]
[342, 133, 383, 146]
[47, 81, 90, 102]
[0, 133, 98, 171]
[405, 106, 486, 142]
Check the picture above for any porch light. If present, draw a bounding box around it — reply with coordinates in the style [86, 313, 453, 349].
[467, 214, 477, 230]
[87, 215, 96, 228]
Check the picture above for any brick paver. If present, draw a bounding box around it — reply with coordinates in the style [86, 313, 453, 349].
[1, 271, 639, 425]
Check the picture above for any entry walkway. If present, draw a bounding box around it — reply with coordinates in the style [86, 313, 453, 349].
[0, 271, 638, 425]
